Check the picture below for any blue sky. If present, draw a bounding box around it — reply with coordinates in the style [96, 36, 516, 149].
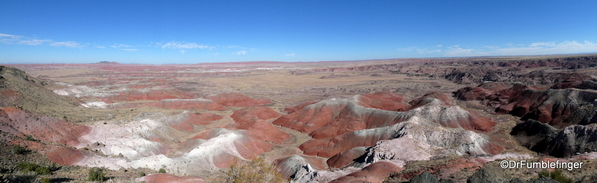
[1, 1, 597, 64]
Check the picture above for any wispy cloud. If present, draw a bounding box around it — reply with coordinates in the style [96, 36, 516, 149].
[234, 51, 247, 55]
[111, 44, 133, 48]
[18, 39, 51, 45]
[494, 41, 597, 56]
[0, 33, 21, 41]
[285, 53, 296, 57]
[160, 41, 213, 49]
[1, 32, 86, 48]
[529, 42, 556, 47]
[225, 45, 247, 49]
[444, 45, 480, 56]
[122, 49, 138, 51]
[49, 41, 85, 48]
[180, 50, 186, 54]
[401, 40, 597, 57]
[397, 47, 441, 54]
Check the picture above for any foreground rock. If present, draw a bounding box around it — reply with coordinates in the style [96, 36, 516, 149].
[511, 119, 597, 157]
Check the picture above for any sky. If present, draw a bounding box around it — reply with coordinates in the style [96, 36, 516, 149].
[1, 0, 597, 64]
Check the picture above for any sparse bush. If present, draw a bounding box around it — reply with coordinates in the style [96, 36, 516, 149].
[538, 169, 573, 183]
[87, 167, 106, 181]
[139, 171, 146, 177]
[10, 145, 27, 154]
[25, 135, 36, 141]
[158, 168, 166, 173]
[40, 178, 51, 183]
[17, 162, 51, 175]
[214, 157, 286, 183]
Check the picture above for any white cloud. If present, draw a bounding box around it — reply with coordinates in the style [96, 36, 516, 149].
[111, 44, 133, 48]
[445, 45, 492, 57]
[180, 50, 186, 54]
[529, 42, 556, 47]
[1, 33, 91, 48]
[96, 45, 106, 48]
[417, 48, 441, 54]
[160, 41, 213, 49]
[397, 47, 441, 54]
[494, 41, 597, 56]
[122, 49, 138, 51]
[226, 45, 247, 49]
[0, 33, 24, 43]
[0, 33, 21, 39]
[285, 53, 296, 57]
[444, 45, 478, 56]
[49, 41, 85, 48]
[17, 39, 51, 45]
[234, 51, 247, 55]
[444, 41, 597, 57]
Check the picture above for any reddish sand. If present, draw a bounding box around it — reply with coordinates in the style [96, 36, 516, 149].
[273, 100, 409, 139]
[358, 92, 409, 111]
[167, 112, 223, 132]
[454, 86, 494, 101]
[104, 89, 196, 103]
[47, 147, 86, 165]
[114, 99, 226, 111]
[230, 106, 289, 145]
[275, 92, 495, 142]
[0, 107, 90, 147]
[230, 106, 281, 124]
[158, 99, 226, 111]
[190, 128, 283, 162]
[409, 91, 452, 108]
[240, 120, 291, 144]
[298, 127, 396, 158]
[206, 92, 272, 107]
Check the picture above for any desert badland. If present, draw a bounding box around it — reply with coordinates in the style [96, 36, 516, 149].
[2, 54, 597, 182]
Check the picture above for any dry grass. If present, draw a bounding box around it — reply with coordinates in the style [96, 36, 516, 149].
[211, 157, 287, 183]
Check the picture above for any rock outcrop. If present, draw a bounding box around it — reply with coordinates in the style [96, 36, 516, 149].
[511, 119, 597, 157]
[276, 92, 502, 182]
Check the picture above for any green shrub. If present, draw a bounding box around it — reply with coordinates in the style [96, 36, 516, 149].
[158, 168, 166, 173]
[539, 169, 573, 183]
[16, 162, 51, 175]
[139, 171, 146, 177]
[40, 178, 51, 183]
[87, 167, 106, 181]
[10, 145, 27, 154]
[24, 135, 36, 141]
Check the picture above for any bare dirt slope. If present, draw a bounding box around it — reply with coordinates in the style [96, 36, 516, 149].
[3, 54, 597, 182]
